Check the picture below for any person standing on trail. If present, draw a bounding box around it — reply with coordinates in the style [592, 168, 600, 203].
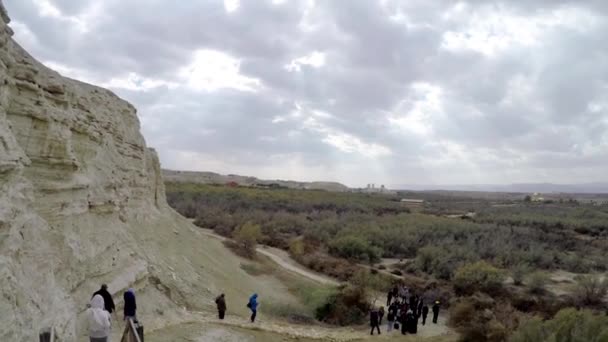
[215, 293, 227, 320]
[408, 309, 418, 334]
[123, 288, 137, 321]
[370, 308, 381, 335]
[378, 306, 385, 326]
[386, 289, 393, 306]
[432, 301, 440, 324]
[422, 304, 429, 325]
[87, 295, 111, 342]
[417, 298, 424, 317]
[92, 284, 115, 315]
[247, 293, 259, 323]
[386, 303, 397, 333]
[399, 308, 408, 335]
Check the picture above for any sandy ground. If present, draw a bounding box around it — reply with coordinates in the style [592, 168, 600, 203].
[145, 311, 455, 342]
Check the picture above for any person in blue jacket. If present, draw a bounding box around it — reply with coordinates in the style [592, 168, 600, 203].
[123, 288, 137, 322]
[247, 293, 259, 322]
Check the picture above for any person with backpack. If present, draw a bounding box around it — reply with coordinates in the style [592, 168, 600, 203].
[215, 293, 226, 319]
[422, 304, 429, 325]
[370, 308, 381, 335]
[432, 301, 441, 324]
[247, 294, 259, 322]
[123, 288, 137, 322]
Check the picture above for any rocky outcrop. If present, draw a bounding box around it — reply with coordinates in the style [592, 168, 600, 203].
[0, 3, 308, 341]
[0, 1, 170, 339]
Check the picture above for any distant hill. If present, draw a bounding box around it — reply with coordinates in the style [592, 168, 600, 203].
[162, 169, 350, 192]
[393, 183, 608, 194]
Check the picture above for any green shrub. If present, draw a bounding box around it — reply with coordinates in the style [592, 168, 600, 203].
[329, 235, 381, 263]
[527, 272, 550, 295]
[512, 263, 530, 286]
[510, 308, 608, 342]
[572, 275, 608, 307]
[453, 261, 505, 295]
[233, 222, 262, 258]
[315, 285, 370, 326]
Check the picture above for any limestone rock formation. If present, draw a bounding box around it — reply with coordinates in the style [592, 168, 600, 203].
[0, 2, 300, 340]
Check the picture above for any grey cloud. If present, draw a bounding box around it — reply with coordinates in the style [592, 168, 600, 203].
[5, 0, 608, 186]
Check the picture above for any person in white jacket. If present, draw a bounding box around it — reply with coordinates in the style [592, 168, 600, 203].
[87, 295, 111, 342]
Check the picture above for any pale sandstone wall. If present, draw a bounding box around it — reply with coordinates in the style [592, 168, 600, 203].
[0, 3, 303, 341]
[0, 2, 166, 339]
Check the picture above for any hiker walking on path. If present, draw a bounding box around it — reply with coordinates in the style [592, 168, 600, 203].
[87, 295, 111, 342]
[123, 288, 137, 321]
[422, 304, 429, 325]
[247, 294, 259, 323]
[215, 293, 226, 320]
[370, 308, 381, 335]
[92, 284, 115, 315]
[378, 306, 385, 326]
[432, 301, 441, 324]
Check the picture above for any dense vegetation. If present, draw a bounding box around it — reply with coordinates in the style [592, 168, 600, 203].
[167, 182, 608, 279]
[167, 182, 608, 340]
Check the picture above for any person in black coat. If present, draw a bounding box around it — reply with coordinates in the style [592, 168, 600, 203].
[123, 288, 137, 321]
[407, 310, 418, 334]
[215, 293, 227, 319]
[370, 308, 381, 335]
[399, 309, 408, 335]
[422, 305, 429, 325]
[92, 284, 115, 314]
[432, 301, 441, 324]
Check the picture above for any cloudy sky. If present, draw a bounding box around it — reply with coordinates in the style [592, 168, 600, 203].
[5, 0, 608, 187]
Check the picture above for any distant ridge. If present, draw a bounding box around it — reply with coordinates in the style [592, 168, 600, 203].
[393, 182, 608, 194]
[163, 169, 350, 192]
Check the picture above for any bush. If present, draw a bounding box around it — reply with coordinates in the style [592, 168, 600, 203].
[315, 285, 370, 326]
[572, 275, 608, 307]
[510, 308, 608, 342]
[232, 222, 262, 258]
[453, 261, 505, 296]
[449, 296, 510, 342]
[329, 235, 381, 263]
[512, 263, 530, 286]
[527, 272, 550, 295]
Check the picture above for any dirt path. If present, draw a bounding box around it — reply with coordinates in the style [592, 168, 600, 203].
[198, 228, 340, 286]
[145, 310, 455, 342]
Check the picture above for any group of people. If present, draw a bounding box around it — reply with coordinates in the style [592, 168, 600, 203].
[215, 292, 259, 323]
[85, 284, 138, 342]
[369, 285, 441, 336]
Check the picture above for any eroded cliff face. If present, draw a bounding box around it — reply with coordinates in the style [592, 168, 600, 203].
[0, 2, 167, 339]
[0, 3, 307, 341]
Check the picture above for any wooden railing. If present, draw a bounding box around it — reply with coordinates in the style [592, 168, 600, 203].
[121, 318, 143, 342]
[38, 327, 55, 342]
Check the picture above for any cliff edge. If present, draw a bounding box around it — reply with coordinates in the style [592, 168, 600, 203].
[0, 2, 300, 340]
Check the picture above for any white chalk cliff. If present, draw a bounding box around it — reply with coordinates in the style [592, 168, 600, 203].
[0, 2, 301, 340]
